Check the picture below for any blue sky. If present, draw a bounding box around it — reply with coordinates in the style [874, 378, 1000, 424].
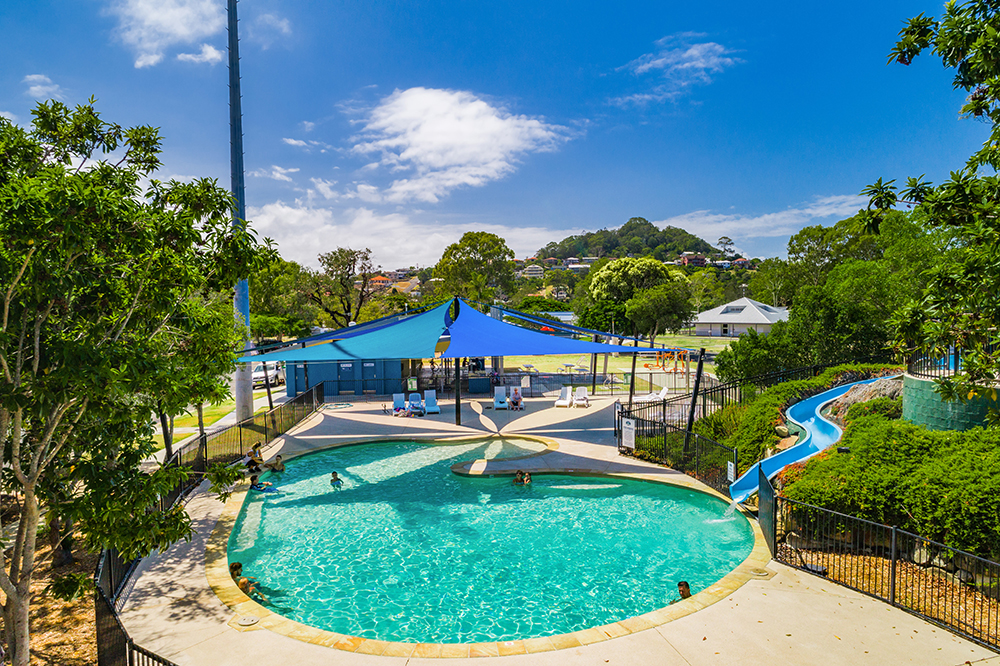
[1, 1, 988, 269]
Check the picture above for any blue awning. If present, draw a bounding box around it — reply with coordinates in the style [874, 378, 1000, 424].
[240, 298, 665, 363]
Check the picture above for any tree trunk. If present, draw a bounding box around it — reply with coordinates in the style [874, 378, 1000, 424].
[158, 403, 173, 460]
[6, 490, 40, 666]
[196, 402, 205, 439]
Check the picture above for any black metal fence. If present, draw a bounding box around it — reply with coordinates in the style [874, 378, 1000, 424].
[615, 401, 738, 496]
[906, 344, 998, 380]
[760, 472, 1000, 652]
[94, 383, 325, 666]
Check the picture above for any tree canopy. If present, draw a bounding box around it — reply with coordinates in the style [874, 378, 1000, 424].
[434, 231, 515, 303]
[0, 100, 271, 665]
[536, 217, 716, 262]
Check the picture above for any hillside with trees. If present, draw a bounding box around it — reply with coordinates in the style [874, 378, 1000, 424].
[535, 217, 718, 261]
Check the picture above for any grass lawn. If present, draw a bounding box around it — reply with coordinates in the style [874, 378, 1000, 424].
[171, 389, 272, 429]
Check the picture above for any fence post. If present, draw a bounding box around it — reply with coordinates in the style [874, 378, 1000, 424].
[683, 348, 706, 455]
[198, 434, 208, 473]
[889, 525, 897, 606]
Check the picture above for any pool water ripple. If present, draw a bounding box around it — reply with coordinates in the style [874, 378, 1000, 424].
[228, 438, 754, 643]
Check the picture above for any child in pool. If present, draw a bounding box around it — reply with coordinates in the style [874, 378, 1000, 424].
[523, 471, 532, 485]
[250, 475, 277, 493]
[513, 470, 524, 486]
[330, 471, 343, 489]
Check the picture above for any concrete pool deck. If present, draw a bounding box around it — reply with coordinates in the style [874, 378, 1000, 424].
[120, 396, 1000, 665]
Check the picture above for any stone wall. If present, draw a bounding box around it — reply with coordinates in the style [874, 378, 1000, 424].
[902, 374, 997, 431]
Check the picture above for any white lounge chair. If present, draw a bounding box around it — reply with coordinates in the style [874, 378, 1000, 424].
[554, 386, 572, 408]
[572, 386, 590, 408]
[424, 389, 441, 414]
[392, 393, 406, 411]
[494, 386, 508, 410]
[409, 393, 425, 414]
[636, 386, 670, 403]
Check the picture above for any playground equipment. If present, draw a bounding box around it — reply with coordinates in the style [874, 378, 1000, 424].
[643, 349, 692, 374]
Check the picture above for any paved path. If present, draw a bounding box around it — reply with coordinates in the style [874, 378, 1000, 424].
[121, 396, 1000, 666]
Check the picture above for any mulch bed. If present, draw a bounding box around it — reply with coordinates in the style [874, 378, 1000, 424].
[0, 540, 98, 666]
[778, 544, 1000, 648]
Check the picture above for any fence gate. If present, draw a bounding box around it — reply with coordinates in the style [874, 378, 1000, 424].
[758, 466, 776, 557]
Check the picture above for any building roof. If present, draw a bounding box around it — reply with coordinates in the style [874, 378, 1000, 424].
[694, 297, 789, 326]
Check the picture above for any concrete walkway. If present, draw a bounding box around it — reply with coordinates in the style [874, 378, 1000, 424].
[121, 396, 1000, 666]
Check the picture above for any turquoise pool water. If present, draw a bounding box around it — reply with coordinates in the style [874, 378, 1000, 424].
[228, 438, 754, 643]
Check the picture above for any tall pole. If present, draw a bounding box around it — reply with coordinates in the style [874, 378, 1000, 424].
[454, 357, 462, 426]
[229, 0, 252, 421]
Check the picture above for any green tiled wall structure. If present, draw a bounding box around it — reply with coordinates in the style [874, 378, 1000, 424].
[902, 374, 997, 431]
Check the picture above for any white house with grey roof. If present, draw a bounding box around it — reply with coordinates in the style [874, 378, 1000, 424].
[692, 297, 788, 337]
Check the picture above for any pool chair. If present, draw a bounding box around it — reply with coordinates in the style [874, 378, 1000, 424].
[392, 393, 406, 411]
[494, 386, 508, 410]
[636, 386, 670, 403]
[409, 393, 425, 415]
[554, 386, 572, 408]
[572, 386, 590, 408]
[424, 390, 441, 414]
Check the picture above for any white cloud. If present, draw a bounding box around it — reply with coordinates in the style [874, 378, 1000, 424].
[250, 13, 292, 48]
[348, 87, 571, 203]
[655, 194, 864, 242]
[0, 111, 18, 122]
[177, 43, 224, 64]
[309, 178, 339, 200]
[22, 74, 64, 100]
[301, 121, 316, 132]
[249, 165, 301, 182]
[613, 33, 742, 106]
[106, 0, 225, 68]
[282, 137, 332, 153]
[247, 201, 558, 269]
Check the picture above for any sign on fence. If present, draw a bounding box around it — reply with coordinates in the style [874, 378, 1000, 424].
[727, 461, 736, 482]
[622, 418, 635, 449]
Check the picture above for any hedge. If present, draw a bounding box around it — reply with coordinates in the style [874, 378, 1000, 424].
[780, 414, 1000, 560]
[692, 363, 902, 474]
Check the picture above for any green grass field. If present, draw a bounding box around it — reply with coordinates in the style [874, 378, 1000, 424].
[171, 389, 272, 429]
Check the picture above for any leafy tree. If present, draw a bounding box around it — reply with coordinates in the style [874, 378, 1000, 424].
[536, 218, 714, 261]
[589, 257, 684, 303]
[859, 1, 1000, 421]
[625, 282, 695, 346]
[748, 258, 794, 307]
[543, 268, 578, 291]
[0, 101, 270, 664]
[304, 248, 380, 328]
[576, 300, 628, 338]
[717, 236, 735, 257]
[434, 231, 515, 302]
[688, 269, 725, 313]
[249, 257, 320, 328]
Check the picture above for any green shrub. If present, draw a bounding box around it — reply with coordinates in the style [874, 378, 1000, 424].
[692, 403, 748, 442]
[704, 363, 901, 473]
[844, 397, 902, 423]
[782, 416, 1000, 559]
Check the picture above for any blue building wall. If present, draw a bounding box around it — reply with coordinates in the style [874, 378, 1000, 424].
[286, 359, 403, 398]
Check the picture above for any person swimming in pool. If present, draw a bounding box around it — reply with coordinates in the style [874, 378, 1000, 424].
[669, 580, 692, 604]
[229, 562, 268, 602]
[264, 454, 285, 472]
[330, 471, 343, 489]
[522, 471, 532, 485]
[513, 470, 524, 486]
[249, 475, 276, 493]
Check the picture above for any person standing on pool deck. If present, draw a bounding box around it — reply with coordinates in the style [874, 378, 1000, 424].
[330, 471, 343, 489]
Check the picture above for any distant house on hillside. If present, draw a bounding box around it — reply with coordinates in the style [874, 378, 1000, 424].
[692, 297, 788, 337]
[679, 252, 706, 267]
[370, 275, 392, 290]
[522, 264, 545, 279]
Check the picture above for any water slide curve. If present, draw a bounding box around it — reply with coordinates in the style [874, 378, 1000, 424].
[728, 377, 882, 504]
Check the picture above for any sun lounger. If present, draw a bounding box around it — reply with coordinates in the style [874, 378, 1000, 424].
[424, 389, 440, 414]
[494, 386, 508, 410]
[554, 386, 572, 408]
[392, 393, 406, 411]
[636, 386, 670, 403]
[572, 386, 590, 408]
[408, 393, 425, 415]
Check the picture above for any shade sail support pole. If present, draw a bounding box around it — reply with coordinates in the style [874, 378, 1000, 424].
[455, 357, 462, 426]
[628, 352, 637, 408]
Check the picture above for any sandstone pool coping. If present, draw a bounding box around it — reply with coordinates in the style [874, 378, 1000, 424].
[205, 434, 770, 659]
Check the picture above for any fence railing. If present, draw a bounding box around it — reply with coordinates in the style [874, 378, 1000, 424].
[760, 472, 1000, 652]
[615, 401, 738, 496]
[906, 344, 998, 380]
[94, 383, 325, 666]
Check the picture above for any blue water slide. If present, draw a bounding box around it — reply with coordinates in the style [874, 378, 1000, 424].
[728, 377, 884, 503]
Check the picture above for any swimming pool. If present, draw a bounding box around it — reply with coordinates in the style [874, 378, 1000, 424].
[228, 438, 754, 643]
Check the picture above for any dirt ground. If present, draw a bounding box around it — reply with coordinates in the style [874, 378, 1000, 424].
[0, 540, 98, 666]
